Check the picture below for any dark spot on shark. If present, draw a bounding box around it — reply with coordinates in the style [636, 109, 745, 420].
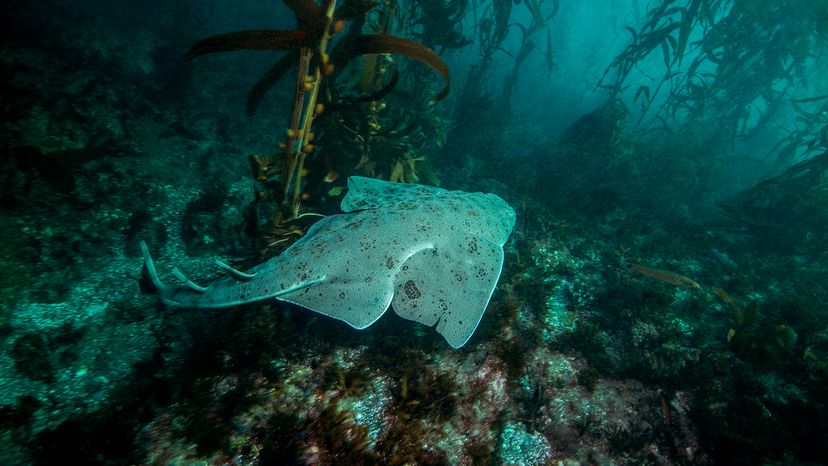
[404, 280, 421, 300]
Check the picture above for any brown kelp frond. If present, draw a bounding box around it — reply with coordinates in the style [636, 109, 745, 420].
[187, 0, 452, 237]
[545, 28, 555, 72]
[247, 52, 300, 115]
[187, 30, 308, 59]
[335, 35, 450, 101]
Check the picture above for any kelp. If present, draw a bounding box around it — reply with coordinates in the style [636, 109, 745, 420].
[599, 0, 825, 148]
[409, 0, 473, 52]
[308, 0, 452, 191]
[720, 149, 828, 253]
[767, 94, 828, 163]
[189, 7, 450, 113]
[453, 0, 556, 135]
[502, 0, 557, 93]
[333, 34, 450, 101]
[187, 0, 453, 241]
[187, 30, 309, 58]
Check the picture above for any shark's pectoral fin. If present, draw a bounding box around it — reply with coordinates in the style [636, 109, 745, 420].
[391, 237, 504, 348]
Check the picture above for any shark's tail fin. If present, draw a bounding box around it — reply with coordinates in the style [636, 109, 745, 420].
[139, 241, 163, 294]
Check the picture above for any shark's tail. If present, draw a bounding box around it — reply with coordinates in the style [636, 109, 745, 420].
[139, 241, 164, 294]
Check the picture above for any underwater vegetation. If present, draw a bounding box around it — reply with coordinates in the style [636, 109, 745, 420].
[185, 0, 452, 251]
[720, 149, 828, 255]
[1, 0, 828, 464]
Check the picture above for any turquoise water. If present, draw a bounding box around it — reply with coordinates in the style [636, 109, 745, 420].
[1, 0, 827, 464]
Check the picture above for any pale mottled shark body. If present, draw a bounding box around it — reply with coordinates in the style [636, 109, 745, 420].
[141, 176, 515, 348]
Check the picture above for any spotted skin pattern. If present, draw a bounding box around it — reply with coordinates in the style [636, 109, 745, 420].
[141, 177, 515, 348]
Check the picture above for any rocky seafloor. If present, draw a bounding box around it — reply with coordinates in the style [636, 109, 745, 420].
[2, 3, 828, 465]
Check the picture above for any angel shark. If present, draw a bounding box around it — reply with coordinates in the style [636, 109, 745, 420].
[140, 176, 516, 348]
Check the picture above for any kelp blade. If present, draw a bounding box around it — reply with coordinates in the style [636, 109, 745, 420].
[335, 34, 450, 101]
